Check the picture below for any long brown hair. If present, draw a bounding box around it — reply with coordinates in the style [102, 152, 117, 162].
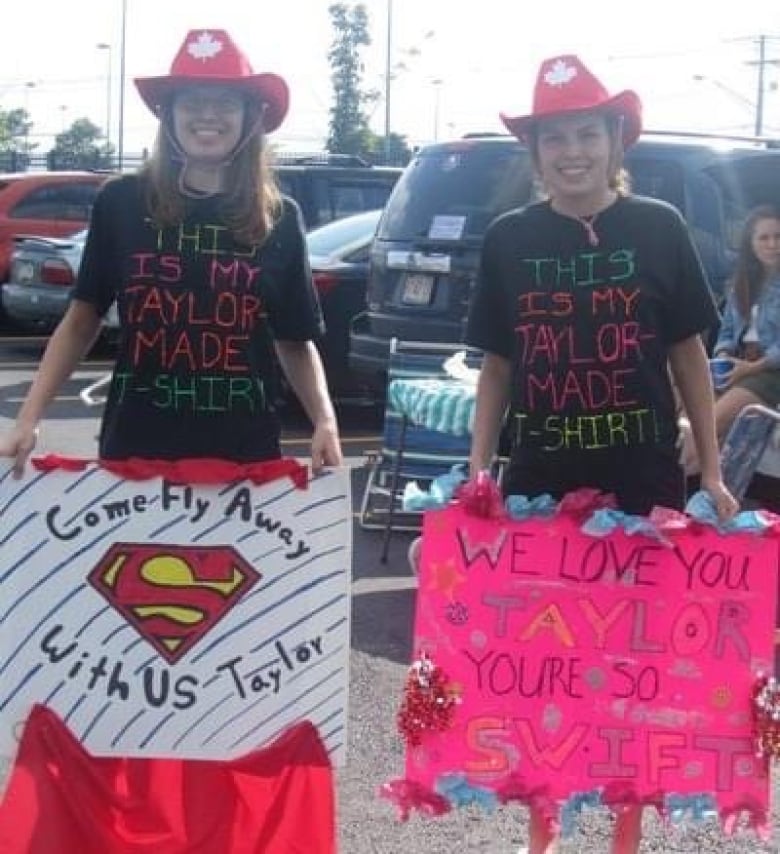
[139, 99, 281, 247]
[731, 204, 780, 318]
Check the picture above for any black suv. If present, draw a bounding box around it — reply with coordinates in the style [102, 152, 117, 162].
[274, 155, 401, 230]
[349, 132, 780, 381]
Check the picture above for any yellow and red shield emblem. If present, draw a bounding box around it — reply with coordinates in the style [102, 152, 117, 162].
[88, 543, 260, 663]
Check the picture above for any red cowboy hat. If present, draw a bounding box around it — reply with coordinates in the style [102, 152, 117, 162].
[134, 29, 289, 133]
[500, 55, 642, 147]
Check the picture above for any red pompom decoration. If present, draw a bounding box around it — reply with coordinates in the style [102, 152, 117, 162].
[752, 673, 780, 760]
[397, 652, 458, 747]
[456, 471, 504, 519]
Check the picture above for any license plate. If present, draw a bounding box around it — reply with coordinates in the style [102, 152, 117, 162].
[14, 260, 35, 285]
[401, 273, 434, 306]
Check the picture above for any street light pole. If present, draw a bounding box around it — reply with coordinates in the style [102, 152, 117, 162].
[23, 81, 35, 159]
[117, 0, 127, 171]
[383, 0, 393, 162]
[431, 78, 443, 141]
[755, 35, 767, 136]
[96, 42, 112, 152]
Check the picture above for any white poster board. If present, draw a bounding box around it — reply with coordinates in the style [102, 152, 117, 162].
[0, 462, 351, 778]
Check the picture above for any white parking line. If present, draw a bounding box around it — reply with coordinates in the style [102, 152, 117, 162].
[351, 576, 417, 595]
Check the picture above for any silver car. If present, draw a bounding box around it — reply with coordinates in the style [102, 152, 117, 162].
[2, 229, 118, 334]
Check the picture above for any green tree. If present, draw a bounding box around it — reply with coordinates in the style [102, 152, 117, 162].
[48, 118, 114, 170]
[0, 108, 35, 170]
[326, 3, 412, 165]
[381, 131, 412, 166]
[0, 108, 32, 151]
[327, 2, 373, 157]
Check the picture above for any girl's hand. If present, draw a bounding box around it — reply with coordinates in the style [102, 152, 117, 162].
[310, 419, 343, 475]
[699, 474, 740, 522]
[0, 423, 39, 478]
[722, 357, 755, 386]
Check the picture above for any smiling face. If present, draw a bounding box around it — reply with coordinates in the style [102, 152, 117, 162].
[533, 111, 619, 215]
[171, 85, 247, 164]
[750, 215, 780, 273]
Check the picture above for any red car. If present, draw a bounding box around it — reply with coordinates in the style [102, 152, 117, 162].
[0, 171, 111, 289]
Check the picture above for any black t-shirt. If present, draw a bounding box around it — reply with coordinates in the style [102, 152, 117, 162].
[74, 175, 324, 461]
[466, 195, 718, 469]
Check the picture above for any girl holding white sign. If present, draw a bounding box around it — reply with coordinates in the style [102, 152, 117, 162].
[0, 28, 343, 854]
[1, 28, 342, 475]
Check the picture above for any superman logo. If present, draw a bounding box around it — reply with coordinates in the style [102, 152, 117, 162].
[88, 543, 260, 663]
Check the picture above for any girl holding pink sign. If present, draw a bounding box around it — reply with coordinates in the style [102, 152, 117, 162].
[465, 54, 739, 854]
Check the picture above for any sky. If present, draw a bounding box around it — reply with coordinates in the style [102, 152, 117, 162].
[1, 0, 779, 159]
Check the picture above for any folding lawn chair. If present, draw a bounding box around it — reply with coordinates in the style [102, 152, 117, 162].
[719, 403, 780, 503]
[358, 339, 483, 561]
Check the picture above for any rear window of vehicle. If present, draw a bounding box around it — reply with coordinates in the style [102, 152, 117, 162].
[310, 177, 395, 224]
[626, 153, 733, 297]
[379, 144, 534, 241]
[704, 151, 780, 250]
[306, 210, 381, 256]
[10, 182, 100, 221]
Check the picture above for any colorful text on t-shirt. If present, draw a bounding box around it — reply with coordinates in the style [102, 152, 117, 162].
[114, 220, 270, 415]
[513, 248, 660, 451]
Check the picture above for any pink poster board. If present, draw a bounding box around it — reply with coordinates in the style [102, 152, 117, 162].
[396, 505, 780, 832]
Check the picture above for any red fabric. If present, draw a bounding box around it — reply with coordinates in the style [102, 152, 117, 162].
[31, 454, 89, 472]
[31, 455, 309, 489]
[0, 705, 335, 854]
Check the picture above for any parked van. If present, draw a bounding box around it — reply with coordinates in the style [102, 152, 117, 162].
[349, 132, 780, 379]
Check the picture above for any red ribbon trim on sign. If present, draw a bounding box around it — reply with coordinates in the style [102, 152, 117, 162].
[30, 455, 309, 489]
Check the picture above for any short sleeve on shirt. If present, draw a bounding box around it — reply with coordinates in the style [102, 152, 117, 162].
[264, 198, 325, 342]
[658, 207, 719, 344]
[73, 177, 126, 316]
[465, 215, 516, 358]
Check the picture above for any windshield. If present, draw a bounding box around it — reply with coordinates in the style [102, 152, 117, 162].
[378, 142, 534, 241]
[305, 209, 381, 256]
[704, 151, 780, 250]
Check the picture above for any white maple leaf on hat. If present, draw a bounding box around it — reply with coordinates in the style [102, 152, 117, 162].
[187, 31, 223, 62]
[544, 59, 577, 87]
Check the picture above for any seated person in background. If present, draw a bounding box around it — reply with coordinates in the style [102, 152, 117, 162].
[681, 204, 780, 478]
[712, 205, 780, 434]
